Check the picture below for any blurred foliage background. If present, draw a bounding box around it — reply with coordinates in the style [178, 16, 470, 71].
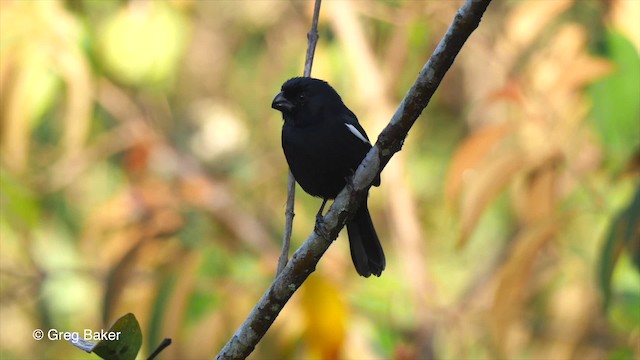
[1, 0, 639, 359]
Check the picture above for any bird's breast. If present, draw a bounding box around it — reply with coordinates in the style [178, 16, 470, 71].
[281, 124, 351, 199]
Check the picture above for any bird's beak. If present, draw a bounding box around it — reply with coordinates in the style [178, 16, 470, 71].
[271, 92, 294, 113]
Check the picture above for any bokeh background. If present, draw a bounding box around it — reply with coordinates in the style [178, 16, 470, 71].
[1, 0, 639, 359]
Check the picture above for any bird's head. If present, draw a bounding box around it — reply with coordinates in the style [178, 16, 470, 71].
[271, 77, 343, 127]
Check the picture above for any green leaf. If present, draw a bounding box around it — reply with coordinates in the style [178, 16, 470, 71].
[608, 347, 635, 360]
[598, 184, 640, 310]
[0, 167, 40, 228]
[589, 30, 640, 169]
[148, 275, 176, 356]
[92, 313, 143, 360]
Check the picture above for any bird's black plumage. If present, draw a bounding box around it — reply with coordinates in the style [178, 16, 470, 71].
[272, 77, 385, 277]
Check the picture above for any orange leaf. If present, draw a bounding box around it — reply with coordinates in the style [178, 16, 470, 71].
[457, 148, 526, 248]
[445, 123, 513, 207]
[512, 156, 562, 225]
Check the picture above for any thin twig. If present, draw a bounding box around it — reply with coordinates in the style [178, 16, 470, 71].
[277, 0, 323, 275]
[216, 1, 492, 359]
[147, 338, 172, 360]
[276, 171, 296, 274]
[303, 0, 322, 78]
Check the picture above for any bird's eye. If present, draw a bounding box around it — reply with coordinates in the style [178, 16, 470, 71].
[298, 93, 305, 100]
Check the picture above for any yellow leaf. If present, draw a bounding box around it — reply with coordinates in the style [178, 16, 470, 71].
[300, 274, 347, 360]
[0, 0, 91, 171]
[99, 2, 188, 87]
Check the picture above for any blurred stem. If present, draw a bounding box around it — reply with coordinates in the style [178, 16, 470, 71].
[303, 0, 322, 78]
[147, 338, 171, 360]
[277, 0, 322, 275]
[277, 171, 296, 274]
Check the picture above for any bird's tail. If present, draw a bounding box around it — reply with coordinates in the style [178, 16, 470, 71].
[346, 198, 385, 277]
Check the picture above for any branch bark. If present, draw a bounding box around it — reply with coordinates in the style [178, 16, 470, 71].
[216, 0, 492, 358]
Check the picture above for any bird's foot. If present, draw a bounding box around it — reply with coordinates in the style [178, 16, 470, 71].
[314, 215, 333, 241]
[344, 172, 356, 192]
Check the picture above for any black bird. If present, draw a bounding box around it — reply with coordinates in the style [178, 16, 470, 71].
[271, 77, 385, 277]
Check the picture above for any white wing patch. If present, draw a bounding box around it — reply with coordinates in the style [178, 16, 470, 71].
[345, 123, 370, 144]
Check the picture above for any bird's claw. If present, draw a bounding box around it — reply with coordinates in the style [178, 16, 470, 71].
[344, 173, 356, 192]
[314, 216, 332, 241]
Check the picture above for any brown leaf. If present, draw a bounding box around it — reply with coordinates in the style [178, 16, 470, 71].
[457, 148, 526, 248]
[103, 238, 146, 324]
[490, 219, 558, 357]
[512, 154, 562, 226]
[445, 123, 513, 207]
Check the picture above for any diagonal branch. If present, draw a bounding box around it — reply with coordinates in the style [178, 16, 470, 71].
[216, 0, 492, 358]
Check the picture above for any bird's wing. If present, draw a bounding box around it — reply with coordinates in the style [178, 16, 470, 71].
[340, 109, 381, 187]
[341, 110, 371, 143]
[345, 123, 371, 144]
